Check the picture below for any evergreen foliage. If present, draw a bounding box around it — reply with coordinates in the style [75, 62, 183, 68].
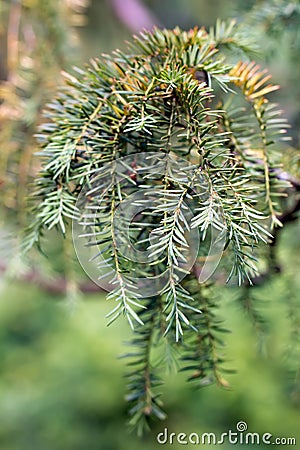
[24, 22, 293, 433]
[0, 0, 88, 224]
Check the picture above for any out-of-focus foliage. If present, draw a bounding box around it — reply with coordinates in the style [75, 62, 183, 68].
[0, 0, 88, 223]
[244, 0, 300, 145]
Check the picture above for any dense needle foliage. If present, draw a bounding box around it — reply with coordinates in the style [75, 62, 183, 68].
[25, 21, 291, 433]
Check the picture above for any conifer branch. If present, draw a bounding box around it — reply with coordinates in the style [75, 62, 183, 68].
[23, 23, 294, 433]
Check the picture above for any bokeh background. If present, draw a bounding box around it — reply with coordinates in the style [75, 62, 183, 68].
[0, 0, 300, 449]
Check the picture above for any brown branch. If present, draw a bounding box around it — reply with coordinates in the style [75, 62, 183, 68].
[0, 260, 106, 295]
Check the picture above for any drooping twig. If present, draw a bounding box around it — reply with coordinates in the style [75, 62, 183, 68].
[1, 168, 299, 295]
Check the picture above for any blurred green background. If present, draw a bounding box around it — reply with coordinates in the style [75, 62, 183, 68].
[0, 0, 300, 449]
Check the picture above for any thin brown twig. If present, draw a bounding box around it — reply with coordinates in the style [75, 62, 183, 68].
[0, 261, 105, 295]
